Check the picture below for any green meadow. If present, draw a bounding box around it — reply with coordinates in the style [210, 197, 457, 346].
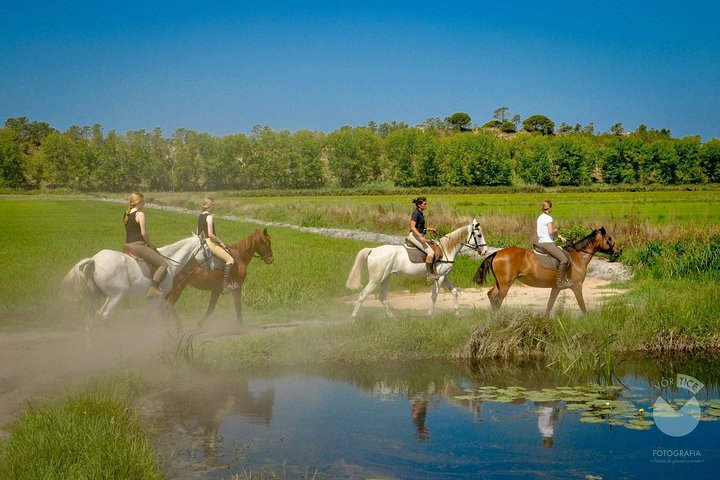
[1, 192, 719, 479]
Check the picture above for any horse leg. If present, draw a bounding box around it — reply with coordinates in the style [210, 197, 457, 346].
[570, 286, 587, 313]
[351, 280, 379, 321]
[378, 277, 395, 320]
[442, 278, 460, 317]
[487, 281, 510, 311]
[545, 288, 561, 316]
[198, 290, 222, 328]
[164, 287, 184, 328]
[428, 280, 441, 316]
[231, 287, 243, 324]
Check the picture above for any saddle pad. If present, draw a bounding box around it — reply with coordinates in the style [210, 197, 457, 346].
[533, 244, 571, 272]
[122, 246, 154, 279]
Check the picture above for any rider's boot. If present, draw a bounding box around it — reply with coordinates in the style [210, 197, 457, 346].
[556, 267, 571, 289]
[222, 264, 240, 294]
[147, 280, 162, 297]
[426, 262, 439, 281]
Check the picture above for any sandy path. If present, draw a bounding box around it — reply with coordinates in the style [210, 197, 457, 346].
[346, 276, 625, 314]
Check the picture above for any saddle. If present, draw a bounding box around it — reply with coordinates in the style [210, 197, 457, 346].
[194, 244, 237, 272]
[122, 245, 157, 279]
[404, 239, 443, 264]
[532, 243, 572, 273]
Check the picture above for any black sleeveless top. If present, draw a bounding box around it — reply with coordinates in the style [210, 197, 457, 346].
[197, 212, 213, 238]
[411, 208, 426, 234]
[124, 211, 144, 243]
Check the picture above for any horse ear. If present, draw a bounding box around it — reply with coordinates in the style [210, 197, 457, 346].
[263, 228, 268, 235]
[600, 226, 606, 235]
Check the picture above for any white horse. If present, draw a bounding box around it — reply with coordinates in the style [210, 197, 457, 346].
[346, 219, 487, 320]
[62, 234, 208, 332]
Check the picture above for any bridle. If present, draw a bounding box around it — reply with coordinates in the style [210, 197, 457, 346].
[434, 223, 488, 264]
[461, 224, 487, 254]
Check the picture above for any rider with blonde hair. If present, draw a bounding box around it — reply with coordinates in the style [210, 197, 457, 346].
[536, 200, 571, 289]
[123, 192, 168, 297]
[407, 196, 438, 280]
[197, 197, 239, 293]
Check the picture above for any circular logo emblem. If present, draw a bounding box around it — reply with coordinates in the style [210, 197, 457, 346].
[653, 374, 703, 437]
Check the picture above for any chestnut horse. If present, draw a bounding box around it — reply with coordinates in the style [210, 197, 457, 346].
[473, 227, 620, 315]
[166, 228, 274, 327]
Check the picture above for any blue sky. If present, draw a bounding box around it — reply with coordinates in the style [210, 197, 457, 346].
[2, 1, 718, 140]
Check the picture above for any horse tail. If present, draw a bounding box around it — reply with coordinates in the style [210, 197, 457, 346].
[346, 248, 372, 289]
[473, 252, 497, 285]
[61, 258, 95, 301]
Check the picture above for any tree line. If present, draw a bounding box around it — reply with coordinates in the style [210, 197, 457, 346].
[1, 115, 719, 191]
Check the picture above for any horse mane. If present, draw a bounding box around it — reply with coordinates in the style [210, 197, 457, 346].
[569, 229, 598, 252]
[232, 229, 263, 255]
[158, 234, 195, 255]
[440, 224, 470, 252]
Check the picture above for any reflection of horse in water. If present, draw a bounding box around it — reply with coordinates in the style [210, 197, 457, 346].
[157, 374, 275, 457]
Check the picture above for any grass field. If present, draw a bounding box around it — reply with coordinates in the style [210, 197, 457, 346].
[1, 193, 719, 479]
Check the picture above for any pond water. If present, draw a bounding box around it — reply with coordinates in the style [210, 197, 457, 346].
[150, 355, 720, 479]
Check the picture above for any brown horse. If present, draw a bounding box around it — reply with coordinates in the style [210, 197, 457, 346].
[473, 227, 620, 315]
[166, 228, 274, 327]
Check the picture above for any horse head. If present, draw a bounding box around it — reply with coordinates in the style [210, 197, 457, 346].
[594, 227, 621, 258]
[469, 218, 488, 256]
[253, 228, 274, 264]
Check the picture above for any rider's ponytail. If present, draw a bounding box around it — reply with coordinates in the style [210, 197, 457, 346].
[124, 192, 144, 224]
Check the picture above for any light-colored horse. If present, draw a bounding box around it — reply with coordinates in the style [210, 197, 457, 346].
[346, 219, 487, 320]
[62, 234, 207, 332]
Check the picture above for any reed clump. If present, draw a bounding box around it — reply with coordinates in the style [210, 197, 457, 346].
[454, 312, 550, 360]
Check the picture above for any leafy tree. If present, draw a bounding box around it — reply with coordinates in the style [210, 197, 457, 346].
[419, 117, 447, 130]
[437, 133, 511, 186]
[499, 121, 516, 133]
[699, 138, 720, 183]
[37, 130, 96, 190]
[325, 127, 382, 188]
[600, 137, 645, 184]
[610, 122, 625, 135]
[641, 140, 676, 184]
[551, 136, 595, 185]
[482, 120, 501, 128]
[522, 114, 555, 135]
[292, 130, 326, 188]
[0, 128, 26, 187]
[493, 107, 509, 123]
[384, 128, 438, 187]
[445, 112, 472, 131]
[3, 117, 57, 156]
[674, 136, 705, 184]
[516, 135, 555, 186]
[217, 133, 253, 189]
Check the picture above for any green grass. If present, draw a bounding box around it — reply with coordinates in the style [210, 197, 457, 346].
[1, 194, 719, 479]
[0, 373, 161, 480]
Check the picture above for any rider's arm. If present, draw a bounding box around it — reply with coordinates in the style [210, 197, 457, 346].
[206, 215, 226, 247]
[136, 211, 150, 244]
[410, 220, 429, 243]
[547, 222, 566, 243]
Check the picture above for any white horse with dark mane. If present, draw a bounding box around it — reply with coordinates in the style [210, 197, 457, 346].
[346, 219, 487, 320]
[62, 234, 207, 332]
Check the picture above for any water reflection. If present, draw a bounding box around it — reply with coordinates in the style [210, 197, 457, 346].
[535, 400, 563, 448]
[152, 372, 275, 458]
[148, 355, 720, 479]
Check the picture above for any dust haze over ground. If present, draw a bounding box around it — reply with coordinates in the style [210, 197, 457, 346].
[0, 205, 632, 437]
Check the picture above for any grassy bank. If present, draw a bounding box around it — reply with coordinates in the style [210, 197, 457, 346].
[0, 373, 161, 480]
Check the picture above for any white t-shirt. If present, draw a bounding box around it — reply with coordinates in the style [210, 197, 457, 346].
[536, 213, 554, 243]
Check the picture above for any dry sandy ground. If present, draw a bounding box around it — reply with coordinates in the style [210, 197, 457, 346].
[349, 276, 625, 315]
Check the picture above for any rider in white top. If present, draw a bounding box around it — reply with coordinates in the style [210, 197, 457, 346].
[536, 200, 571, 289]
